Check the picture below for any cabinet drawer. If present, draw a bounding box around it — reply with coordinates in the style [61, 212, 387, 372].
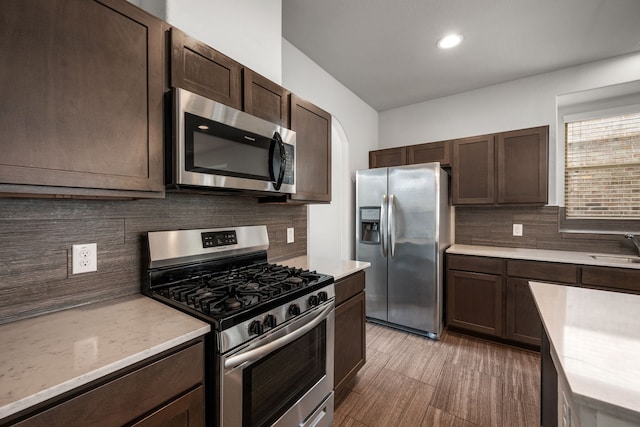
[507, 260, 577, 284]
[335, 271, 365, 306]
[581, 266, 640, 294]
[447, 254, 503, 275]
[15, 341, 204, 427]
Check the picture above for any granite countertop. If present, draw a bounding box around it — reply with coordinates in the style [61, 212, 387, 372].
[0, 295, 210, 421]
[280, 256, 370, 281]
[529, 281, 640, 423]
[447, 244, 640, 269]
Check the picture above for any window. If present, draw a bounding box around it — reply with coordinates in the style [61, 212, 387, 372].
[564, 112, 640, 219]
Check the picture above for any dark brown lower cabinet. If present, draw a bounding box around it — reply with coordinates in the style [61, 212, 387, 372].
[448, 253, 640, 351]
[447, 255, 545, 348]
[334, 271, 366, 393]
[505, 278, 542, 346]
[447, 270, 503, 337]
[8, 340, 205, 427]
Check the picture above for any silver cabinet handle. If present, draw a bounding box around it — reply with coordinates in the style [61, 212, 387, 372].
[380, 194, 387, 257]
[389, 194, 396, 257]
[224, 303, 333, 369]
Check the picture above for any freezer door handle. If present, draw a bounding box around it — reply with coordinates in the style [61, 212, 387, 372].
[389, 193, 396, 257]
[380, 194, 387, 257]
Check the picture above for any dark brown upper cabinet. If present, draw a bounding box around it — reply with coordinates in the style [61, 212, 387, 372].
[497, 126, 548, 204]
[289, 95, 332, 203]
[369, 147, 407, 168]
[169, 26, 331, 204]
[452, 126, 548, 206]
[170, 27, 242, 110]
[0, 0, 165, 198]
[243, 69, 290, 127]
[407, 140, 451, 167]
[452, 134, 496, 205]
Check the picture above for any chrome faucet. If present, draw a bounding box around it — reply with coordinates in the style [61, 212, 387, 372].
[624, 234, 640, 257]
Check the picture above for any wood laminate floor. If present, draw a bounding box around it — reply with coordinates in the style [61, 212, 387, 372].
[334, 322, 541, 427]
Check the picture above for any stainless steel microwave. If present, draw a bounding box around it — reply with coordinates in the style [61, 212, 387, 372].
[167, 88, 296, 194]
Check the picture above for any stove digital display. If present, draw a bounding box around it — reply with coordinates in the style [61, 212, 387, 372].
[202, 230, 238, 248]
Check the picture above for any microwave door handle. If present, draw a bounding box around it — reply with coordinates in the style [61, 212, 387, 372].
[224, 303, 332, 369]
[271, 131, 286, 191]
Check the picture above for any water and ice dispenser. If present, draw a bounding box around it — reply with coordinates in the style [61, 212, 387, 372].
[359, 207, 381, 244]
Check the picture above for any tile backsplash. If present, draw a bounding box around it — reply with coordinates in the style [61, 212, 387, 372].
[455, 205, 637, 255]
[0, 193, 306, 324]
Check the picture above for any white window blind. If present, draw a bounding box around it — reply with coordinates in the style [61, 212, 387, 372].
[565, 112, 640, 218]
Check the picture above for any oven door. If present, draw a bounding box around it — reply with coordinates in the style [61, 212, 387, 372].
[219, 302, 334, 427]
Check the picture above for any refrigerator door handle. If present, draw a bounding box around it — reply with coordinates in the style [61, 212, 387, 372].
[380, 194, 387, 257]
[389, 193, 396, 257]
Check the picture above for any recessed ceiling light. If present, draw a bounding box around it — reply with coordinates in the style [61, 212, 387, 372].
[437, 33, 463, 49]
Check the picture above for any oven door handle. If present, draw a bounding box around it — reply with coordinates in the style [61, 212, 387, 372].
[224, 303, 332, 369]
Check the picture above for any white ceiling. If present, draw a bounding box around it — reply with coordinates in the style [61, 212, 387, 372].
[282, 0, 640, 112]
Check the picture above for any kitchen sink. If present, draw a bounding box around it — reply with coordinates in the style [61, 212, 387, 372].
[589, 254, 640, 264]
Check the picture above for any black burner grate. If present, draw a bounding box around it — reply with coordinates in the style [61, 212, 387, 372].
[156, 263, 321, 318]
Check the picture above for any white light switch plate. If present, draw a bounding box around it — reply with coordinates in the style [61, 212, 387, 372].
[513, 224, 523, 237]
[287, 228, 295, 243]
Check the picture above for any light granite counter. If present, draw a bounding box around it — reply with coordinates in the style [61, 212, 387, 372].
[280, 256, 370, 281]
[0, 295, 210, 421]
[447, 244, 640, 270]
[530, 281, 640, 426]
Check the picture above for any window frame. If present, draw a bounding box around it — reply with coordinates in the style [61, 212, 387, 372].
[559, 103, 640, 233]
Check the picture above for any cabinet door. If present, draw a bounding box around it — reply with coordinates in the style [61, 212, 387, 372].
[334, 292, 366, 393]
[0, 0, 164, 198]
[447, 270, 503, 337]
[243, 68, 289, 127]
[452, 135, 495, 205]
[505, 278, 542, 347]
[131, 386, 204, 427]
[407, 141, 451, 167]
[497, 126, 548, 204]
[170, 27, 242, 110]
[369, 147, 407, 168]
[290, 95, 332, 202]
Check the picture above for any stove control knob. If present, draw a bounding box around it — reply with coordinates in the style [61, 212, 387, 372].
[249, 320, 264, 335]
[318, 291, 328, 303]
[264, 314, 277, 328]
[308, 294, 319, 307]
[288, 304, 301, 316]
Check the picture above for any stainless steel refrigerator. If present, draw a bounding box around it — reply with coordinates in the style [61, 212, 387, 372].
[355, 162, 450, 339]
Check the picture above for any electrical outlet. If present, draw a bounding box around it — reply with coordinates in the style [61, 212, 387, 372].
[72, 243, 97, 274]
[287, 228, 295, 244]
[513, 224, 523, 237]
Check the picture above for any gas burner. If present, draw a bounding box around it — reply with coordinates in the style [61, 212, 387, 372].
[146, 226, 334, 331]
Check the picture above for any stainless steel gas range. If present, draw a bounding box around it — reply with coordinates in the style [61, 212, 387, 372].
[144, 225, 335, 427]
